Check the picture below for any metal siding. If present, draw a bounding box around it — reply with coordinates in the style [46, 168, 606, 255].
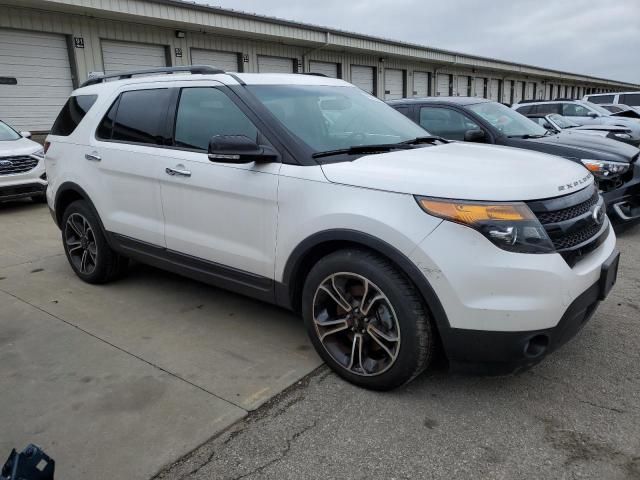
[101, 40, 167, 74]
[308, 61, 338, 78]
[191, 48, 239, 71]
[413, 71, 429, 97]
[257, 55, 294, 73]
[351, 65, 375, 95]
[0, 28, 74, 131]
[384, 68, 404, 100]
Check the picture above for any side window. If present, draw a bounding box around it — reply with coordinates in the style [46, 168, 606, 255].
[111, 89, 172, 145]
[174, 87, 258, 151]
[51, 95, 98, 136]
[516, 105, 532, 115]
[586, 94, 614, 104]
[621, 93, 640, 107]
[562, 103, 591, 117]
[96, 98, 119, 140]
[419, 107, 481, 141]
[394, 106, 411, 119]
[533, 103, 560, 115]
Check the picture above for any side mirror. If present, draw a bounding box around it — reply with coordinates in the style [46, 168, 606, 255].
[208, 135, 276, 164]
[20, 131, 32, 139]
[587, 112, 599, 119]
[464, 129, 486, 143]
[542, 122, 554, 130]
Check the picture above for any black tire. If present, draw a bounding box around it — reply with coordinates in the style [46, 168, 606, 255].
[302, 249, 433, 390]
[61, 200, 128, 284]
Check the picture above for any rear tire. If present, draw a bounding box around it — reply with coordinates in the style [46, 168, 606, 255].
[302, 249, 434, 390]
[61, 200, 128, 284]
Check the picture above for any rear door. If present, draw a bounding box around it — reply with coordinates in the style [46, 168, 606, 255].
[91, 87, 171, 246]
[159, 83, 280, 278]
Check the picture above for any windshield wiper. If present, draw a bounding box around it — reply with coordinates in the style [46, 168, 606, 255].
[312, 143, 413, 159]
[508, 134, 545, 139]
[399, 136, 450, 145]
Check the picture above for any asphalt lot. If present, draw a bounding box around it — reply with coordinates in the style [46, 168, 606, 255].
[157, 221, 640, 480]
[1, 200, 639, 480]
[0, 200, 321, 479]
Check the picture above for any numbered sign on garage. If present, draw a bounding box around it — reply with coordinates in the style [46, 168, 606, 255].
[309, 61, 339, 78]
[384, 69, 404, 100]
[0, 29, 74, 132]
[351, 65, 375, 95]
[102, 40, 167, 75]
[191, 49, 240, 71]
[413, 71, 430, 97]
[257, 56, 294, 73]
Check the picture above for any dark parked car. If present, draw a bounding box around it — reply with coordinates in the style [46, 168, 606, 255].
[388, 97, 640, 224]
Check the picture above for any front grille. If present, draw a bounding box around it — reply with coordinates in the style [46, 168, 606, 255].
[527, 184, 607, 267]
[536, 190, 599, 224]
[0, 155, 39, 175]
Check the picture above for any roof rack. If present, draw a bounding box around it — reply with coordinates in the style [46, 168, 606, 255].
[80, 65, 225, 87]
[299, 72, 328, 77]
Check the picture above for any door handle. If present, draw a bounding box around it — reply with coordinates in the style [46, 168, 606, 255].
[165, 166, 191, 177]
[85, 152, 101, 162]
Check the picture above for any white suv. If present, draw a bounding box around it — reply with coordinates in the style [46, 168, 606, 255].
[0, 120, 46, 202]
[45, 67, 620, 390]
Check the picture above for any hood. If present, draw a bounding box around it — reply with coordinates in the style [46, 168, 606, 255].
[599, 116, 640, 136]
[510, 131, 639, 163]
[0, 137, 42, 157]
[320, 142, 594, 201]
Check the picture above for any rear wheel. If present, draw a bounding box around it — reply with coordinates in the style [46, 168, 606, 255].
[61, 200, 128, 284]
[302, 249, 434, 390]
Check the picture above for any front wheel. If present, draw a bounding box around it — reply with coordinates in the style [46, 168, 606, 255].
[302, 249, 434, 390]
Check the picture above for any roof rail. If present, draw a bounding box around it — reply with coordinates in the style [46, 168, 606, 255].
[80, 65, 225, 87]
[299, 72, 328, 77]
[516, 99, 540, 104]
[553, 98, 576, 101]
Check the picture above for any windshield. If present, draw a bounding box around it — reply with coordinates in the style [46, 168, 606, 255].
[467, 102, 547, 137]
[247, 85, 427, 152]
[0, 121, 20, 141]
[548, 114, 580, 129]
[582, 101, 611, 116]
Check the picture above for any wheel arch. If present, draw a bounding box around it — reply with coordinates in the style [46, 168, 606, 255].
[54, 182, 110, 243]
[277, 229, 451, 334]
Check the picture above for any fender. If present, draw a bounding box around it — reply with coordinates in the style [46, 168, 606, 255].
[277, 228, 451, 334]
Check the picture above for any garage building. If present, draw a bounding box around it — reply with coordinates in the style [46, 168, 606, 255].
[0, 0, 637, 133]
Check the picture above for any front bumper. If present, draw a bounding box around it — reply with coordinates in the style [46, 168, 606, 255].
[0, 182, 46, 201]
[409, 219, 618, 373]
[602, 162, 640, 224]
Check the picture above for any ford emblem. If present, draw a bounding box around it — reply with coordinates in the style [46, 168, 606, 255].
[0, 159, 13, 167]
[591, 205, 605, 226]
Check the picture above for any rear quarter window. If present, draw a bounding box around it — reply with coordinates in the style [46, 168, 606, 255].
[51, 95, 98, 136]
[620, 93, 640, 107]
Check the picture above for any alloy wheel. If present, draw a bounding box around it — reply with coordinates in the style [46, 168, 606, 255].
[312, 272, 401, 376]
[64, 213, 98, 275]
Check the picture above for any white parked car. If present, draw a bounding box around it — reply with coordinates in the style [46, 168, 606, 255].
[45, 67, 619, 390]
[0, 120, 46, 202]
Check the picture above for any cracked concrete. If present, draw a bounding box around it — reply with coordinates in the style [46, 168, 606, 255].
[157, 222, 640, 480]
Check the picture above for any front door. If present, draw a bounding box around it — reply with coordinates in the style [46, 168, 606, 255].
[159, 85, 281, 279]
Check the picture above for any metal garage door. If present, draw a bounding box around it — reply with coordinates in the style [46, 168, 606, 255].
[0, 29, 74, 132]
[513, 81, 524, 104]
[489, 79, 500, 101]
[455, 76, 469, 96]
[413, 71, 430, 97]
[102, 40, 167, 75]
[309, 61, 338, 78]
[258, 55, 294, 73]
[525, 82, 535, 100]
[351, 65, 375, 95]
[436, 74, 451, 96]
[191, 49, 239, 71]
[473, 77, 485, 97]
[502, 80, 513, 104]
[546, 84, 552, 100]
[384, 69, 404, 100]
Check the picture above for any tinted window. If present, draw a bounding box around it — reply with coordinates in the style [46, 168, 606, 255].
[393, 106, 411, 118]
[621, 93, 640, 107]
[562, 103, 592, 116]
[96, 98, 119, 140]
[174, 88, 258, 150]
[419, 107, 481, 141]
[468, 102, 547, 137]
[51, 95, 98, 136]
[111, 89, 171, 145]
[516, 105, 533, 115]
[586, 94, 614, 104]
[533, 103, 562, 114]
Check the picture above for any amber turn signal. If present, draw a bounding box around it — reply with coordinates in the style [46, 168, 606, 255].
[417, 198, 535, 225]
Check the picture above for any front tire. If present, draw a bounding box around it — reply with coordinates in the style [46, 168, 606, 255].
[61, 200, 128, 284]
[302, 249, 434, 390]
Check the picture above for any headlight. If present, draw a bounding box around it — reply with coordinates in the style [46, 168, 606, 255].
[613, 133, 632, 139]
[415, 197, 555, 254]
[581, 159, 629, 178]
[32, 148, 45, 159]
